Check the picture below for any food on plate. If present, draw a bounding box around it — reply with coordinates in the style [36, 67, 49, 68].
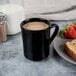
[65, 39, 76, 61]
[59, 23, 76, 39]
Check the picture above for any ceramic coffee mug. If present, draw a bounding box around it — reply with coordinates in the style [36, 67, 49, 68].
[20, 18, 59, 61]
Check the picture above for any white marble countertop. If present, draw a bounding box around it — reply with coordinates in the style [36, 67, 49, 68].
[0, 20, 76, 76]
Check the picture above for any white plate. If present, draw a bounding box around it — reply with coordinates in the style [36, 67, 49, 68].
[54, 35, 76, 64]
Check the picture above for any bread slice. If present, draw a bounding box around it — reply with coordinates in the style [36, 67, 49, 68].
[65, 39, 76, 61]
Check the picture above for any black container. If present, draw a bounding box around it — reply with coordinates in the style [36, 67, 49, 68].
[20, 18, 59, 61]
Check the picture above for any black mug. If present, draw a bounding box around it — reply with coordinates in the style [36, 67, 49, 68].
[20, 18, 59, 61]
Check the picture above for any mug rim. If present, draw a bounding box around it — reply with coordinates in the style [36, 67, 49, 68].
[20, 18, 50, 31]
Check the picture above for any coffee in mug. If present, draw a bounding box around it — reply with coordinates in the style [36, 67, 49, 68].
[20, 18, 59, 61]
[23, 22, 49, 31]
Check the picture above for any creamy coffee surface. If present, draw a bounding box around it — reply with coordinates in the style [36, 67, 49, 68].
[23, 22, 48, 30]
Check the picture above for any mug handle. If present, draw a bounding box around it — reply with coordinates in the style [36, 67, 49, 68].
[50, 24, 59, 44]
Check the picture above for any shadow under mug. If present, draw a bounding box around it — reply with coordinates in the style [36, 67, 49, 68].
[20, 18, 59, 61]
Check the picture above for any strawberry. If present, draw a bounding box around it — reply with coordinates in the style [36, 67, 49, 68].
[59, 24, 76, 39]
[64, 26, 76, 39]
